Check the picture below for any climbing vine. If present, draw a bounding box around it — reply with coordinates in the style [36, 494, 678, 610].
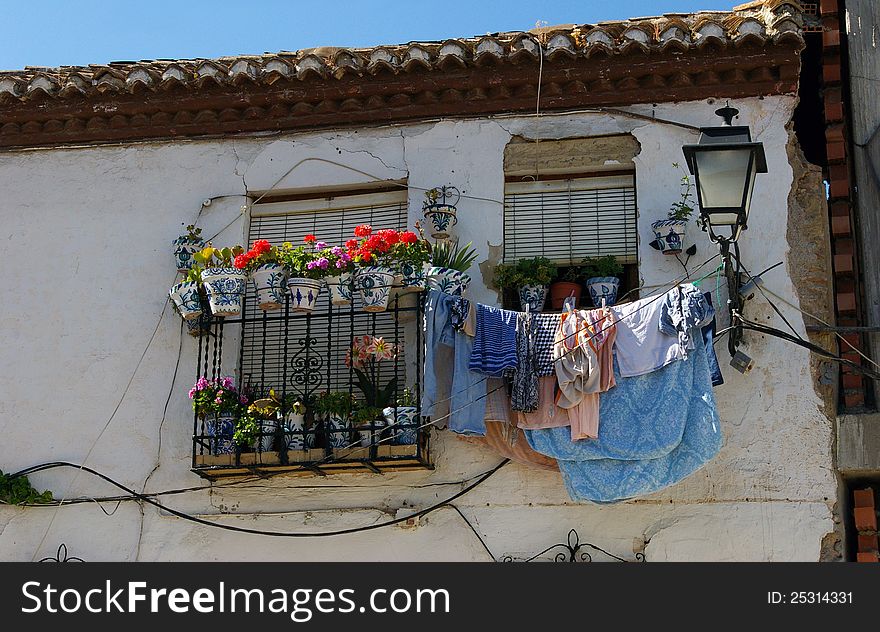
[0, 470, 53, 505]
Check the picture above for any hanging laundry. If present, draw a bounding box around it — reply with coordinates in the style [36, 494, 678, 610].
[422, 290, 487, 436]
[610, 292, 683, 378]
[525, 336, 721, 503]
[553, 308, 616, 440]
[659, 284, 715, 357]
[469, 304, 518, 377]
[515, 376, 568, 430]
[450, 296, 476, 336]
[510, 311, 539, 412]
[534, 313, 561, 377]
[701, 292, 724, 387]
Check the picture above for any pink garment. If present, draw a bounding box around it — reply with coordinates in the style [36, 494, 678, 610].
[515, 376, 569, 430]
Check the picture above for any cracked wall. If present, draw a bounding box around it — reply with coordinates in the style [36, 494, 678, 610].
[0, 96, 837, 561]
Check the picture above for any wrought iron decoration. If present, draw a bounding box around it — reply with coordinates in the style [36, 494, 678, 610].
[502, 529, 646, 563]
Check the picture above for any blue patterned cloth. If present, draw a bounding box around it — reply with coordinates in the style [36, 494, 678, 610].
[469, 304, 519, 377]
[525, 336, 721, 503]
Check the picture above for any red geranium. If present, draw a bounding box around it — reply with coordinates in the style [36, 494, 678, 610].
[233, 254, 249, 269]
[253, 239, 271, 254]
[345, 239, 358, 250]
[400, 231, 418, 244]
[304, 234, 317, 244]
[354, 224, 372, 238]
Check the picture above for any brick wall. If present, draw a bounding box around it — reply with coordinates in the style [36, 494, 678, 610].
[853, 487, 879, 561]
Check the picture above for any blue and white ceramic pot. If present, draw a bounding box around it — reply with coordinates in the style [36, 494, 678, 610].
[172, 234, 205, 273]
[251, 263, 287, 311]
[427, 266, 471, 296]
[586, 277, 620, 307]
[200, 267, 248, 317]
[356, 418, 387, 448]
[169, 280, 203, 321]
[355, 265, 396, 313]
[254, 418, 277, 453]
[382, 406, 419, 445]
[325, 272, 354, 307]
[286, 277, 322, 313]
[650, 219, 687, 255]
[325, 415, 352, 449]
[518, 284, 548, 313]
[423, 204, 458, 239]
[399, 261, 430, 293]
[283, 413, 314, 450]
[205, 412, 236, 456]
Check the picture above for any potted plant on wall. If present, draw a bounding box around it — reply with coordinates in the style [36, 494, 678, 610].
[320, 240, 356, 307]
[189, 376, 248, 455]
[383, 387, 419, 446]
[169, 264, 205, 321]
[422, 185, 460, 239]
[172, 224, 205, 273]
[582, 255, 624, 307]
[352, 404, 386, 448]
[193, 245, 248, 317]
[314, 391, 356, 449]
[549, 264, 586, 310]
[651, 163, 694, 255]
[493, 257, 557, 313]
[349, 225, 398, 312]
[427, 239, 479, 296]
[233, 239, 287, 311]
[279, 236, 328, 313]
[281, 396, 312, 451]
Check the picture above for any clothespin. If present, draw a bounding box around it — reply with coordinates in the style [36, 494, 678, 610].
[562, 291, 576, 314]
[600, 296, 606, 308]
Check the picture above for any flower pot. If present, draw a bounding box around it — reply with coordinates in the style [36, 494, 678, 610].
[650, 219, 688, 255]
[200, 267, 248, 317]
[172, 235, 205, 273]
[423, 204, 458, 239]
[325, 272, 354, 307]
[205, 412, 235, 456]
[427, 266, 471, 296]
[355, 418, 387, 448]
[324, 415, 351, 449]
[254, 418, 277, 453]
[251, 263, 287, 311]
[549, 281, 582, 311]
[355, 265, 395, 313]
[169, 281, 203, 321]
[518, 284, 548, 313]
[382, 406, 419, 445]
[586, 277, 621, 307]
[286, 277, 322, 313]
[399, 261, 430, 293]
[283, 413, 314, 450]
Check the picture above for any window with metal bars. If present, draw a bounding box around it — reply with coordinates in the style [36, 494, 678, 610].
[503, 174, 638, 265]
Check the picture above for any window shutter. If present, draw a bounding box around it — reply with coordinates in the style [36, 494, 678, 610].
[503, 175, 638, 265]
[241, 192, 408, 397]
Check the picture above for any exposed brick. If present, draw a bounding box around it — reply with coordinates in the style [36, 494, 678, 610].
[857, 552, 879, 562]
[834, 254, 854, 273]
[826, 124, 845, 143]
[845, 392, 866, 409]
[841, 350, 862, 365]
[837, 292, 857, 312]
[827, 141, 846, 161]
[842, 372, 863, 389]
[858, 534, 878, 552]
[825, 101, 844, 122]
[820, 0, 838, 15]
[854, 488, 876, 509]
[835, 238, 854, 255]
[855, 506, 878, 531]
[831, 214, 850, 235]
[839, 317, 858, 327]
[830, 200, 851, 217]
[829, 175, 849, 198]
[841, 333, 861, 348]
[823, 60, 841, 84]
[823, 28, 841, 48]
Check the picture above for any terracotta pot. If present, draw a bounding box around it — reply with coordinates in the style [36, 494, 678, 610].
[549, 281, 582, 310]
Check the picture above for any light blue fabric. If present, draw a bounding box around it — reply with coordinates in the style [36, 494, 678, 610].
[422, 290, 486, 436]
[525, 336, 722, 503]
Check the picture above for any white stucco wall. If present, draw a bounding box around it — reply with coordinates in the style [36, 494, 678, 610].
[0, 96, 837, 561]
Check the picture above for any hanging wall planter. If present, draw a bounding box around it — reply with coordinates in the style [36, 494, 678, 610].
[355, 265, 396, 312]
[518, 284, 549, 313]
[586, 277, 621, 307]
[205, 412, 236, 456]
[399, 261, 430, 293]
[172, 225, 205, 273]
[251, 263, 287, 311]
[168, 281, 203, 320]
[286, 277, 322, 313]
[325, 272, 354, 307]
[422, 185, 460, 239]
[650, 219, 688, 255]
[201, 267, 248, 317]
[427, 266, 471, 296]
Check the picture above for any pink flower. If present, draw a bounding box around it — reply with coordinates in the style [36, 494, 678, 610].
[316, 257, 329, 269]
[240, 395, 248, 404]
[188, 388, 196, 399]
[314, 241, 328, 250]
[306, 261, 317, 270]
[215, 396, 223, 404]
[220, 376, 234, 389]
[330, 246, 344, 256]
[367, 337, 395, 361]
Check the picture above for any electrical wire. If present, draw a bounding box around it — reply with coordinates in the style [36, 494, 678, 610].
[8, 460, 510, 539]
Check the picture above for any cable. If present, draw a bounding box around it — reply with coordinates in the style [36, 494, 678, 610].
[9, 460, 510, 538]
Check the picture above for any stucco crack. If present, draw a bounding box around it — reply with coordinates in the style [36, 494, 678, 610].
[334, 144, 405, 175]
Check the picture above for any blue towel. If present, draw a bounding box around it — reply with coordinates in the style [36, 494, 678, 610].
[469, 304, 518, 377]
[525, 336, 721, 503]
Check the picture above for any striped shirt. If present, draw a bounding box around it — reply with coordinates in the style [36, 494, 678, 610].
[469, 304, 519, 377]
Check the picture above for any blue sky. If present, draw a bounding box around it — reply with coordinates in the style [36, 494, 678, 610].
[2, 0, 737, 70]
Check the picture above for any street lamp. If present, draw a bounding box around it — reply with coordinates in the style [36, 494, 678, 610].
[681, 104, 767, 244]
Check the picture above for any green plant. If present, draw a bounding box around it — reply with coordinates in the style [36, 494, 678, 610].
[233, 414, 260, 447]
[351, 405, 384, 425]
[580, 255, 623, 279]
[431, 240, 479, 272]
[193, 244, 245, 268]
[279, 242, 332, 280]
[183, 224, 203, 242]
[0, 470, 53, 505]
[181, 263, 204, 285]
[493, 257, 557, 289]
[560, 265, 586, 283]
[188, 376, 245, 418]
[285, 395, 307, 416]
[396, 387, 417, 407]
[314, 391, 356, 418]
[668, 162, 696, 221]
[347, 335, 398, 409]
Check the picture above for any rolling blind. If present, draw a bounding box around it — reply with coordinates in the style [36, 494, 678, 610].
[503, 175, 638, 265]
[241, 191, 408, 398]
